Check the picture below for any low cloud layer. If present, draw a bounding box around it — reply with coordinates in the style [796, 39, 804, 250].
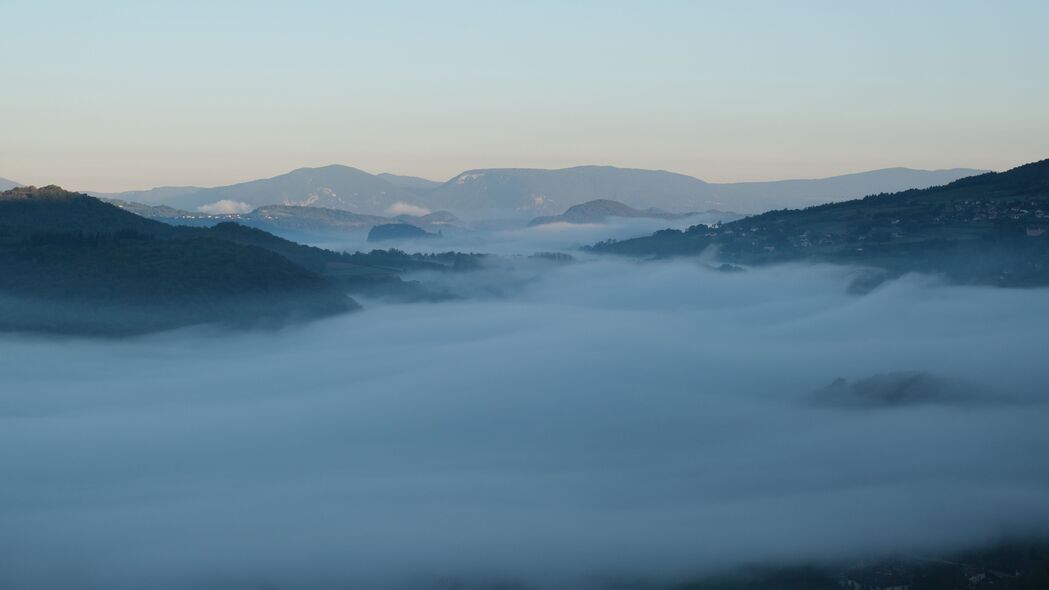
[386, 202, 433, 217]
[2, 259, 1048, 589]
[197, 199, 253, 215]
[311, 213, 730, 257]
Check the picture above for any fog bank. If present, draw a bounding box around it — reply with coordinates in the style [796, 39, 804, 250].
[308, 213, 731, 257]
[2, 259, 1048, 589]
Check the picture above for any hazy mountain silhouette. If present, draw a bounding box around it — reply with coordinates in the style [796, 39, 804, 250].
[428, 165, 986, 217]
[95, 163, 987, 219]
[164, 165, 416, 213]
[718, 167, 989, 209]
[376, 172, 443, 194]
[429, 166, 713, 216]
[0, 178, 21, 191]
[528, 198, 699, 226]
[93, 185, 204, 205]
[97, 166, 416, 215]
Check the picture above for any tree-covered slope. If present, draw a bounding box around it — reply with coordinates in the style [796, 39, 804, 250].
[0, 186, 357, 335]
[592, 159, 1049, 286]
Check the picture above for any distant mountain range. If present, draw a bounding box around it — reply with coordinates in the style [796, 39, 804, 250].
[592, 158, 1049, 287]
[86, 164, 987, 219]
[0, 178, 20, 191]
[527, 198, 722, 227]
[376, 173, 443, 194]
[430, 166, 987, 217]
[93, 165, 419, 214]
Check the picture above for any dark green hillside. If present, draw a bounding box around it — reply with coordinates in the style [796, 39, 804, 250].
[0, 185, 179, 235]
[0, 233, 326, 303]
[592, 159, 1049, 286]
[193, 221, 350, 273]
[0, 186, 356, 335]
[192, 223, 483, 300]
[0, 187, 493, 332]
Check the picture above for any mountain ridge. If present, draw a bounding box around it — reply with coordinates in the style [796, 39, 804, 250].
[591, 158, 1049, 287]
[90, 163, 988, 219]
[376, 172, 443, 194]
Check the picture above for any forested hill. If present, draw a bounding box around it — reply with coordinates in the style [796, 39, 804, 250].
[591, 159, 1049, 287]
[0, 186, 357, 335]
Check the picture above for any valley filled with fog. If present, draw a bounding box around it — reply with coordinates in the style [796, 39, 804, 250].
[3, 233, 1049, 588]
[306, 212, 733, 258]
[6, 2, 1049, 587]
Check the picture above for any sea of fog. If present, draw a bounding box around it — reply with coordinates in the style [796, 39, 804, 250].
[3, 243, 1049, 588]
[307, 212, 733, 256]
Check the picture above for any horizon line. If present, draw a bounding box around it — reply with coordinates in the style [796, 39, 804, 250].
[5, 161, 1001, 195]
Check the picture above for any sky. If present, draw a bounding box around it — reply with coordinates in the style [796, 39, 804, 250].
[2, 0, 1048, 191]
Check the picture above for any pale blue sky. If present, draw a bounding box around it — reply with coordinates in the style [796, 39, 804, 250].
[2, 0, 1047, 191]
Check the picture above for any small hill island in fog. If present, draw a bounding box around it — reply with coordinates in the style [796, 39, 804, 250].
[367, 222, 438, 242]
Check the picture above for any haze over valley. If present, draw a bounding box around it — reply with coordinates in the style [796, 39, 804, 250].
[3, 1, 1049, 588]
[82, 163, 986, 220]
[3, 157, 1049, 589]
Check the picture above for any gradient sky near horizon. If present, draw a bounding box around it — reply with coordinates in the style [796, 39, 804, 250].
[2, 0, 1048, 192]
